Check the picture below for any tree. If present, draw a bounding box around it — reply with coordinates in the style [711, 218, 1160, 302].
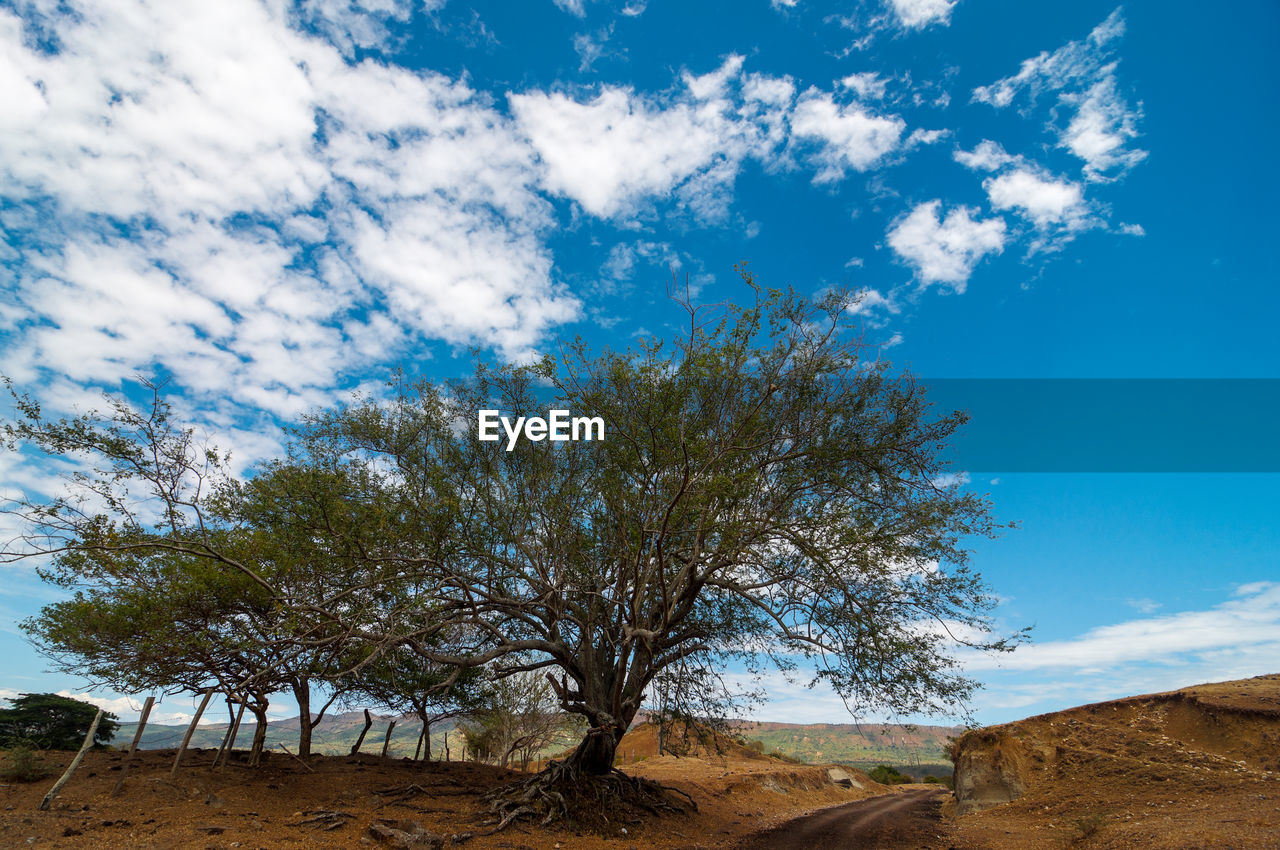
[458, 669, 579, 769]
[339, 644, 488, 762]
[2, 275, 1023, 822]
[0, 693, 118, 750]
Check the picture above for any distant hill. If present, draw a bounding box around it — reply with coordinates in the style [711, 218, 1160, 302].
[732, 720, 963, 774]
[115, 710, 468, 760]
[116, 708, 961, 773]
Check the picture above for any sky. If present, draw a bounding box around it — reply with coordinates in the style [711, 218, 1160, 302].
[1, 0, 1277, 728]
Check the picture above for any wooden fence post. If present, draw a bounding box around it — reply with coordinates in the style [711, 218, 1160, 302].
[39, 708, 104, 810]
[110, 695, 154, 797]
[350, 708, 373, 755]
[380, 720, 397, 758]
[170, 688, 215, 778]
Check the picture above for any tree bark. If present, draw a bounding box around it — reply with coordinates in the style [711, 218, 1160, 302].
[39, 707, 104, 810]
[350, 708, 373, 755]
[171, 687, 215, 778]
[216, 699, 247, 769]
[566, 722, 624, 775]
[247, 704, 269, 768]
[293, 679, 313, 758]
[111, 695, 154, 796]
[422, 712, 431, 762]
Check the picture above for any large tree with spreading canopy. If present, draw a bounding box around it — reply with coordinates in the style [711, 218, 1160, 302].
[3, 275, 1020, 820]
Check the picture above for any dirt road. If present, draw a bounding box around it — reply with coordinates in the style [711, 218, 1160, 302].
[736, 788, 955, 849]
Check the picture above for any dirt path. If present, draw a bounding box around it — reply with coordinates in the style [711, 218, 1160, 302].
[736, 788, 955, 849]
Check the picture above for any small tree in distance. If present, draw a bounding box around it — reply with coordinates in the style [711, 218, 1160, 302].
[0, 693, 118, 750]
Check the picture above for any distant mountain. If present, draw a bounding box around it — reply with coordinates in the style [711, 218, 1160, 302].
[115, 709, 961, 771]
[115, 710, 467, 760]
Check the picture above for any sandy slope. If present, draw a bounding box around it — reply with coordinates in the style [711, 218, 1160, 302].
[949, 674, 1280, 848]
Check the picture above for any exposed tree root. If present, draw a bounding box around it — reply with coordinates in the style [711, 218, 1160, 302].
[480, 758, 697, 833]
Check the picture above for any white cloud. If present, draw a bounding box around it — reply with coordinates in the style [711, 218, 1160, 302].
[841, 71, 889, 100]
[954, 142, 1096, 249]
[511, 87, 732, 219]
[984, 168, 1088, 229]
[905, 127, 948, 147]
[513, 56, 904, 219]
[574, 25, 613, 71]
[790, 90, 905, 183]
[552, 0, 586, 16]
[1060, 75, 1147, 178]
[888, 0, 956, 30]
[953, 139, 1017, 172]
[886, 200, 1006, 291]
[971, 8, 1145, 181]
[0, 0, 579, 428]
[967, 582, 1280, 673]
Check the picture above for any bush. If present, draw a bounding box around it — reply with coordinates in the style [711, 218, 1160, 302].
[0, 693, 118, 750]
[1, 744, 50, 782]
[868, 764, 912, 785]
[922, 774, 954, 789]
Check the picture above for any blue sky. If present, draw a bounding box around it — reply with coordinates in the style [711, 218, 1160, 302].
[1, 0, 1277, 727]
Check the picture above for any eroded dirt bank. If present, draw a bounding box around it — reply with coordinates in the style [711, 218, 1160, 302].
[949, 674, 1280, 848]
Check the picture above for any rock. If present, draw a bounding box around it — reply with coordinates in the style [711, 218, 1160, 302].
[825, 767, 862, 788]
[365, 819, 445, 849]
[953, 731, 1031, 815]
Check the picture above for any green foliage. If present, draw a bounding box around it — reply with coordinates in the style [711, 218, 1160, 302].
[0, 693, 118, 750]
[1, 744, 50, 782]
[868, 764, 912, 785]
[3, 273, 1025, 776]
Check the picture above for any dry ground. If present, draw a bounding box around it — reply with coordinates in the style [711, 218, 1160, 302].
[0, 742, 893, 848]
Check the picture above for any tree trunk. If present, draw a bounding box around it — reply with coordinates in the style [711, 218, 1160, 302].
[217, 700, 247, 769]
[566, 723, 623, 775]
[111, 695, 154, 796]
[214, 698, 238, 767]
[293, 679, 313, 759]
[247, 705, 269, 768]
[171, 687, 215, 778]
[422, 713, 431, 762]
[350, 708, 373, 755]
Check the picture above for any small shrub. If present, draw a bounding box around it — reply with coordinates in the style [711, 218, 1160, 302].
[1, 745, 50, 782]
[1071, 812, 1107, 842]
